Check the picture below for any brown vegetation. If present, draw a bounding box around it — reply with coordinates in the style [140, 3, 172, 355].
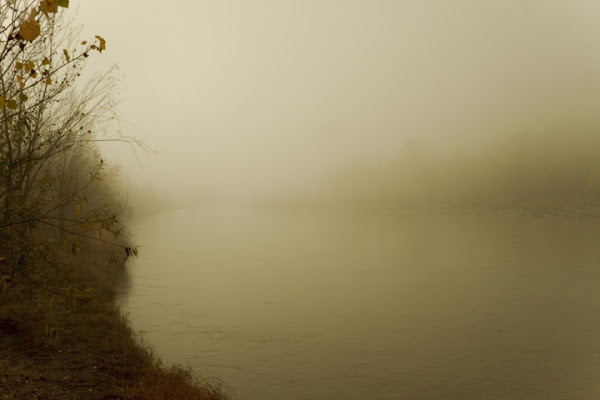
[0, 245, 229, 400]
[0, 2, 230, 399]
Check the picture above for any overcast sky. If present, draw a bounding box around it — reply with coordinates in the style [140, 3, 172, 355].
[74, 1, 600, 202]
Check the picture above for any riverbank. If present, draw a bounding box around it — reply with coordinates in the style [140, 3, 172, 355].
[0, 256, 229, 400]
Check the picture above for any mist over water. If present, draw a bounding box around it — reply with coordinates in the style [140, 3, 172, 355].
[77, 0, 600, 398]
[120, 208, 600, 400]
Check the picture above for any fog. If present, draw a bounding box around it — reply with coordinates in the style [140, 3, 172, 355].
[70, 3, 600, 398]
[76, 1, 600, 208]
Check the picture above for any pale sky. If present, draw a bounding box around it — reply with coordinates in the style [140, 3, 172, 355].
[74, 1, 600, 202]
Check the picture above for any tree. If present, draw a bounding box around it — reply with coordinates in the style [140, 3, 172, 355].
[0, 0, 136, 312]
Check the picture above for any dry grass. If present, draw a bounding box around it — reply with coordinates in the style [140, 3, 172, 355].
[0, 245, 231, 400]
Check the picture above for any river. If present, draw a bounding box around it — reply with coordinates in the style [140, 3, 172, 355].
[117, 207, 600, 399]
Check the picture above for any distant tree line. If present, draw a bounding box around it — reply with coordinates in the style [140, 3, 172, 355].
[292, 132, 600, 212]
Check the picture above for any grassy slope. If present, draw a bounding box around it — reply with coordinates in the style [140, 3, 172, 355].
[0, 254, 230, 400]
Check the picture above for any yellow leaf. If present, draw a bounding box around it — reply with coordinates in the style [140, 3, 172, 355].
[20, 21, 40, 42]
[19, 81, 25, 89]
[6, 99, 17, 110]
[26, 61, 35, 71]
[45, 76, 52, 85]
[0, 97, 5, 108]
[63, 49, 70, 62]
[81, 40, 87, 45]
[39, 0, 58, 16]
[42, 57, 50, 65]
[31, 71, 37, 78]
[15, 62, 23, 70]
[20, 11, 40, 42]
[95, 35, 106, 52]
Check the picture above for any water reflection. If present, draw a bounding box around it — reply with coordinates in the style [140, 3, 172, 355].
[119, 208, 600, 399]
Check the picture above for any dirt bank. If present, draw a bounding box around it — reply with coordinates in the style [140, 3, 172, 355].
[0, 269, 229, 400]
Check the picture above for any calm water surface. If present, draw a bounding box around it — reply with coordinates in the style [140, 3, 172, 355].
[118, 207, 600, 399]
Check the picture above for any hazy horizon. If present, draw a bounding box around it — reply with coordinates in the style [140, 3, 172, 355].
[71, 3, 600, 399]
[76, 1, 600, 209]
